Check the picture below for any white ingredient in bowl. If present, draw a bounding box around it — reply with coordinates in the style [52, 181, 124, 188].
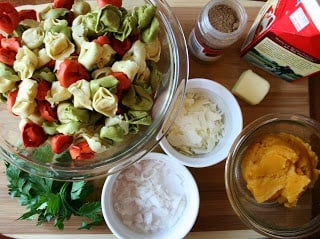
[167, 89, 224, 155]
[112, 158, 187, 233]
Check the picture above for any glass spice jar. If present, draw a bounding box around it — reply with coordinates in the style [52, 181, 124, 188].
[188, 0, 248, 62]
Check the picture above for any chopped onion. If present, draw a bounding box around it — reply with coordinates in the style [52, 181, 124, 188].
[112, 159, 187, 233]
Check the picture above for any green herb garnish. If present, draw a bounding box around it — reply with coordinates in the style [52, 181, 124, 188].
[5, 162, 104, 230]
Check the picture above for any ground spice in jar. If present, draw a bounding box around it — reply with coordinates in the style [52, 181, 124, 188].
[208, 4, 239, 33]
[188, 0, 247, 62]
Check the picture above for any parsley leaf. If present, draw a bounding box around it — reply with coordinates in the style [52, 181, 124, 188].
[5, 162, 104, 230]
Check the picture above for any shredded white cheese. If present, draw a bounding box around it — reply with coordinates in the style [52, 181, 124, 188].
[167, 89, 224, 155]
[112, 159, 186, 233]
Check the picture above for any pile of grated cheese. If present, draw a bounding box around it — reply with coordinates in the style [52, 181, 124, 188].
[167, 90, 224, 155]
[112, 158, 186, 233]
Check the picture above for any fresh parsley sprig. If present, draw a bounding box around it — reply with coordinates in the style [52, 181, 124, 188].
[5, 162, 104, 230]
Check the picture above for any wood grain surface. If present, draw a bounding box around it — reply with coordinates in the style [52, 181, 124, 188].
[1, 0, 318, 238]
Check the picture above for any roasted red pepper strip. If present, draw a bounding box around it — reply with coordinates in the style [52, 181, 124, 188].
[93, 35, 111, 46]
[0, 2, 20, 34]
[36, 80, 51, 101]
[69, 141, 95, 160]
[18, 9, 37, 21]
[57, 59, 90, 88]
[110, 72, 131, 114]
[0, 37, 20, 65]
[111, 37, 131, 56]
[7, 89, 18, 115]
[38, 100, 58, 122]
[22, 121, 48, 147]
[96, 0, 122, 8]
[1, 37, 20, 52]
[0, 48, 16, 66]
[51, 134, 73, 154]
[111, 72, 131, 91]
[53, 0, 75, 10]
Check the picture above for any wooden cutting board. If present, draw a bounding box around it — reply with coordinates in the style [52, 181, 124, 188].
[0, 1, 313, 237]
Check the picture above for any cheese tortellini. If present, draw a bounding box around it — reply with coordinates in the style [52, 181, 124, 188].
[100, 115, 129, 143]
[92, 87, 118, 117]
[22, 27, 45, 49]
[111, 40, 149, 81]
[46, 81, 72, 106]
[0, 63, 19, 94]
[13, 46, 38, 80]
[44, 31, 75, 60]
[78, 42, 116, 70]
[12, 78, 38, 118]
[68, 79, 92, 110]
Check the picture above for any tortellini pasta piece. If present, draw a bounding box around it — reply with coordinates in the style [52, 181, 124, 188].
[57, 102, 89, 124]
[100, 115, 129, 143]
[111, 60, 139, 81]
[92, 87, 118, 117]
[134, 67, 150, 85]
[90, 75, 118, 96]
[12, 78, 38, 118]
[22, 27, 45, 49]
[19, 19, 41, 29]
[56, 121, 83, 135]
[112, 40, 150, 81]
[36, 48, 52, 68]
[79, 129, 109, 153]
[145, 37, 161, 62]
[105, 115, 129, 135]
[39, 5, 70, 20]
[122, 85, 153, 111]
[95, 5, 122, 33]
[68, 79, 92, 110]
[72, 15, 89, 54]
[46, 81, 72, 106]
[0, 78, 16, 94]
[73, 0, 91, 17]
[33, 67, 56, 83]
[141, 17, 160, 43]
[78, 41, 116, 70]
[126, 110, 152, 125]
[0, 62, 19, 93]
[13, 46, 38, 80]
[82, 11, 99, 38]
[123, 40, 147, 74]
[44, 31, 75, 60]
[43, 18, 71, 39]
[134, 4, 156, 29]
[114, 14, 137, 41]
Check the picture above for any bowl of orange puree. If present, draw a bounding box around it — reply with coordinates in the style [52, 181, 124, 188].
[225, 113, 320, 239]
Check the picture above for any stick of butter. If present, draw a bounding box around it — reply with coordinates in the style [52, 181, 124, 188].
[232, 69, 270, 105]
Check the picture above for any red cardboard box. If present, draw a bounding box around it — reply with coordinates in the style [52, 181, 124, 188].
[240, 0, 320, 82]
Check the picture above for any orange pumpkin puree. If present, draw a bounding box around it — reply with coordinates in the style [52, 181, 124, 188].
[242, 132, 320, 207]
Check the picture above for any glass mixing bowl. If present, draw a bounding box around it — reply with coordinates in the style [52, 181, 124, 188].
[0, 0, 188, 181]
[225, 113, 320, 238]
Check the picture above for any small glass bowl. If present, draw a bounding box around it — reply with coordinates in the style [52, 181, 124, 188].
[225, 113, 320, 238]
[0, 0, 188, 181]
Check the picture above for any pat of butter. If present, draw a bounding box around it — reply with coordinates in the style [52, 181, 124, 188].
[232, 70, 270, 105]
